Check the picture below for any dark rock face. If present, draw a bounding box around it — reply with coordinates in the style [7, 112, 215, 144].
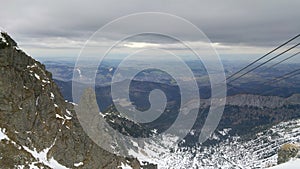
[0, 32, 143, 168]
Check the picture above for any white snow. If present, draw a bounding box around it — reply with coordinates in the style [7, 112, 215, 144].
[66, 109, 72, 116]
[127, 135, 181, 167]
[0, 128, 8, 141]
[50, 92, 55, 100]
[27, 63, 38, 68]
[189, 129, 195, 136]
[69, 102, 78, 106]
[56, 110, 72, 124]
[17, 165, 25, 169]
[56, 114, 64, 119]
[0, 32, 8, 45]
[42, 79, 51, 84]
[64, 115, 72, 120]
[64, 109, 73, 120]
[74, 162, 84, 167]
[130, 140, 139, 147]
[99, 112, 106, 118]
[269, 159, 300, 169]
[34, 73, 40, 80]
[14, 46, 22, 51]
[35, 96, 39, 106]
[22, 138, 69, 169]
[123, 118, 300, 169]
[28, 162, 40, 169]
[119, 162, 132, 169]
[152, 129, 158, 135]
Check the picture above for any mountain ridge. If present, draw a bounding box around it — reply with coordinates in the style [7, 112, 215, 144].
[0, 32, 148, 169]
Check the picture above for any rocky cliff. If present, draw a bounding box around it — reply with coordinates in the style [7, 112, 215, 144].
[277, 143, 300, 164]
[0, 32, 144, 169]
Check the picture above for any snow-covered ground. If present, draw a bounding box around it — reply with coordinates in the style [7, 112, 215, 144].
[269, 159, 300, 169]
[127, 118, 300, 169]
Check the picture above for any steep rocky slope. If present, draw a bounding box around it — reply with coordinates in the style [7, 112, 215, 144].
[0, 32, 145, 169]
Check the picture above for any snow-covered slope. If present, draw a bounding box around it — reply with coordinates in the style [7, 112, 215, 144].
[269, 159, 300, 169]
[128, 118, 300, 168]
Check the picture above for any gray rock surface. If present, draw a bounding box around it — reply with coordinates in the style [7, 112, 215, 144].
[0, 32, 145, 169]
[277, 143, 299, 164]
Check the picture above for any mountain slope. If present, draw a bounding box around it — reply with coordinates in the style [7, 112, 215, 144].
[0, 32, 144, 169]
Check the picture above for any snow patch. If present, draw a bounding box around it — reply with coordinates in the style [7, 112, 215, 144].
[34, 74, 40, 80]
[64, 115, 72, 120]
[119, 162, 132, 169]
[35, 96, 39, 106]
[0, 128, 8, 141]
[22, 138, 69, 169]
[50, 92, 55, 100]
[14, 46, 22, 51]
[74, 162, 84, 167]
[28, 162, 40, 169]
[66, 109, 72, 116]
[269, 159, 300, 169]
[189, 129, 195, 136]
[152, 129, 158, 135]
[70, 102, 78, 106]
[0, 33, 9, 45]
[99, 112, 106, 118]
[42, 79, 51, 84]
[56, 114, 64, 119]
[27, 63, 38, 68]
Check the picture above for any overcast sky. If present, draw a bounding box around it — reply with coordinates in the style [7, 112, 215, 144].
[0, 0, 299, 61]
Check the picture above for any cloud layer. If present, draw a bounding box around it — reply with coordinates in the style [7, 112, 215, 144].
[1, 0, 299, 58]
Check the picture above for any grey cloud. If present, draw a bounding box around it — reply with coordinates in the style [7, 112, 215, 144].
[0, 0, 299, 48]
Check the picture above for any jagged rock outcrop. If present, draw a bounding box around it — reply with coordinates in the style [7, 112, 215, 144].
[0, 32, 145, 169]
[277, 143, 300, 164]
